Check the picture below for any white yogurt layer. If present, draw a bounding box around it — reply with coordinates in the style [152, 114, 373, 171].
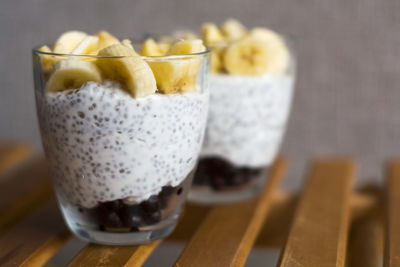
[201, 74, 294, 167]
[37, 81, 209, 208]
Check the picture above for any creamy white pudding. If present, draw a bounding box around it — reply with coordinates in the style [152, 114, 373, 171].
[37, 81, 209, 208]
[201, 74, 294, 168]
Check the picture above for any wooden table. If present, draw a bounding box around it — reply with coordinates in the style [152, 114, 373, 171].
[0, 143, 396, 266]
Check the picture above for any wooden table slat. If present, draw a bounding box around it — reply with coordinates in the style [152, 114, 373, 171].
[0, 201, 71, 267]
[0, 158, 53, 235]
[0, 143, 33, 179]
[385, 160, 400, 267]
[278, 158, 355, 267]
[68, 241, 161, 267]
[175, 157, 287, 267]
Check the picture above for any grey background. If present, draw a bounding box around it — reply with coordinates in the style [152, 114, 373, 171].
[1, 0, 400, 189]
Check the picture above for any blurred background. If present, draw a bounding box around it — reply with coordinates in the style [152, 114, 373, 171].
[1, 0, 400, 189]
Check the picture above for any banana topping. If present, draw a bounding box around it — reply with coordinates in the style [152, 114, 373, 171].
[148, 39, 206, 94]
[199, 19, 290, 75]
[40, 30, 207, 97]
[97, 44, 157, 98]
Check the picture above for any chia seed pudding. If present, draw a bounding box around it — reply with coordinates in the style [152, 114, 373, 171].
[37, 81, 209, 239]
[190, 73, 294, 202]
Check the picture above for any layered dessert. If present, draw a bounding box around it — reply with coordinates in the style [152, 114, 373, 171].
[159, 19, 295, 202]
[34, 30, 209, 244]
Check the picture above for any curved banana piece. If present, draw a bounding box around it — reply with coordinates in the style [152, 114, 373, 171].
[72, 35, 99, 55]
[149, 39, 206, 93]
[38, 45, 57, 74]
[96, 31, 120, 51]
[223, 37, 268, 75]
[97, 44, 156, 98]
[202, 23, 224, 45]
[53, 31, 88, 54]
[250, 28, 290, 74]
[141, 38, 164, 56]
[220, 19, 247, 40]
[45, 59, 101, 92]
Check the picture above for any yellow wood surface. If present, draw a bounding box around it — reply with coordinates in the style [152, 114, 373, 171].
[0, 143, 33, 179]
[175, 158, 287, 267]
[0, 158, 53, 235]
[68, 241, 161, 267]
[0, 201, 71, 267]
[385, 160, 400, 267]
[278, 158, 355, 267]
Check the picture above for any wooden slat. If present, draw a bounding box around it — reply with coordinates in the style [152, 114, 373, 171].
[68, 241, 161, 267]
[175, 157, 287, 267]
[385, 160, 400, 267]
[0, 200, 71, 267]
[278, 158, 355, 267]
[0, 157, 53, 235]
[168, 203, 211, 241]
[255, 191, 297, 248]
[0, 143, 33, 179]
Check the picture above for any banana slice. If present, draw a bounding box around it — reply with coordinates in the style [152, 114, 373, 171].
[38, 45, 57, 74]
[202, 23, 224, 45]
[223, 37, 268, 75]
[97, 44, 156, 98]
[53, 31, 88, 54]
[220, 19, 247, 40]
[168, 39, 206, 55]
[96, 31, 120, 51]
[210, 47, 224, 73]
[149, 39, 206, 94]
[71, 35, 99, 55]
[250, 28, 290, 74]
[45, 59, 101, 92]
[158, 43, 171, 55]
[141, 38, 164, 56]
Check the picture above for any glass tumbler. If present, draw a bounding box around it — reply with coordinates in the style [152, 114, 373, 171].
[33, 47, 210, 245]
[189, 36, 295, 204]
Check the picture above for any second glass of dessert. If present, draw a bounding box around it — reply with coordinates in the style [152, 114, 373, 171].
[172, 20, 296, 203]
[33, 31, 209, 244]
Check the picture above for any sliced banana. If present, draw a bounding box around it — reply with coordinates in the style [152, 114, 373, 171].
[71, 35, 99, 55]
[97, 44, 156, 98]
[141, 38, 164, 56]
[96, 31, 120, 51]
[250, 28, 290, 74]
[53, 31, 88, 54]
[168, 39, 206, 55]
[210, 47, 225, 73]
[158, 43, 171, 55]
[202, 23, 224, 45]
[149, 39, 206, 93]
[223, 37, 268, 75]
[38, 45, 57, 73]
[220, 19, 247, 40]
[45, 59, 101, 92]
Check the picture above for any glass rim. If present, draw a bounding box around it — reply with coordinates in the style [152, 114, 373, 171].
[32, 45, 210, 60]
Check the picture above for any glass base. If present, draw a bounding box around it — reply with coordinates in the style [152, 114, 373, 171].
[67, 215, 178, 245]
[189, 167, 268, 204]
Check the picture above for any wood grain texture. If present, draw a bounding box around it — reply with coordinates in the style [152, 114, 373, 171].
[0, 143, 33, 179]
[278, 158, 355, 267]
[255, 191, 297, 248]
[175, 157, 287, 267]
[0, 201, 71, 267]
[385, 160, 400, 267]
[346, 186, 384, 267]
[0, 157, 53, 235]
[68, 241, 161, 267]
